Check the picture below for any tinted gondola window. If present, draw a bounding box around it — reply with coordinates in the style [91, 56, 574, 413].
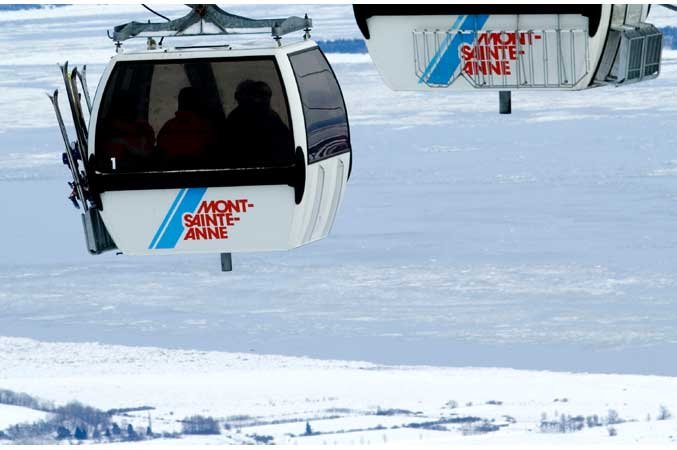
[95, 58, 294, 173]
[289, 48, 350, 163]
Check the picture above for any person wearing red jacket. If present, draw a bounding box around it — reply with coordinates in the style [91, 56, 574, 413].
[157, 86, 217, 169]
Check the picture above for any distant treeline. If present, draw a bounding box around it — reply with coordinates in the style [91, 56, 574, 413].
[661, 26, 677, 49]
[0, 388, 217, 444]
[0, 5, 62, 11]
[317, 39, 368, 54]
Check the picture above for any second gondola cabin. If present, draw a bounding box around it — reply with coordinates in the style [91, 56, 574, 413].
[88, 39, 350, 256]
[353, 4, 662, 91]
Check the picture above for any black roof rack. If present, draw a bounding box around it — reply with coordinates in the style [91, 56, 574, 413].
[109, 4, 312, 42]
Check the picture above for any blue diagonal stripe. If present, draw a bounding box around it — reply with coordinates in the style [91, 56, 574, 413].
[418, 15, 465, 84]
[425, 14, 490, 86]
[149, 188, 187, 249]
[155, 187, 208, 249]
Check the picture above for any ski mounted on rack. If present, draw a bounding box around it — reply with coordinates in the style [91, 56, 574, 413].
[47, 90, 87, 211]
[108, 4, 312, 45]
[48, 61, 117, 255]
[74, 65, 93, 114]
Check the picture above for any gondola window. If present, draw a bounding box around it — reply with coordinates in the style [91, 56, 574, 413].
[289, 48, 350, 163]
[95, 58, 294, 173]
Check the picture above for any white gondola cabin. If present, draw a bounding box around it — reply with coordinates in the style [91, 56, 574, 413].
[50, 6, 351, 269]
[353, 4, 662, 91]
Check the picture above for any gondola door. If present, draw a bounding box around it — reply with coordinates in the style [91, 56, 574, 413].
[287, 46, 351, 245]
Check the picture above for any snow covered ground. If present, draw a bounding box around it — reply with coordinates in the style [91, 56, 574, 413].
[0, 404, 49, 431]
[2, 336, 677, 445]
[1, 3, 677, 444]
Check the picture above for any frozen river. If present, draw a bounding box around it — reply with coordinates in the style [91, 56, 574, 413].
[2, 5, 677, 376]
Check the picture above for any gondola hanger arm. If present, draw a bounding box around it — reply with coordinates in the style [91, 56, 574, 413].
[109, 4, 312, 42]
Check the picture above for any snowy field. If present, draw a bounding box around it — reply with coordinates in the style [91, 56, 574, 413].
[1, 3, 677, 444]
[2, 336, 677, 445]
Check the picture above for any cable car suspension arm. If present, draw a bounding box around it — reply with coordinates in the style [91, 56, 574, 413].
[109, 4, 312, 42]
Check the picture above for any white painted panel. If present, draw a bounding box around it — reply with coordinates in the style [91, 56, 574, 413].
[322, 159, 345, 237]
[304, 166, 325, 243]
[366, 14, 601, 91]
[100, 185, 295, 255]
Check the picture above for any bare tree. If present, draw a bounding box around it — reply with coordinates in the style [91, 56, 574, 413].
[658, 405, 672, 421]
[181, 416, 220, 435]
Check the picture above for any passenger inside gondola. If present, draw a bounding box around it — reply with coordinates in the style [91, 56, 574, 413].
[223, 79, 294, 167]
[156, 86, 217, 169]
[98, 93, 155, 172]
[97, 60, 296, 173]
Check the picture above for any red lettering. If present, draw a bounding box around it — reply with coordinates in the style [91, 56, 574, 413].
[488, 45, 500, 60]
[204, 214, 218, 227]
[183, 198, 253, 241]
[498, 32, 514, 46]
[197, 201, 216, 214]
[225, 213, 235, 227]
[460, 30, 537, 79]
[228, 200, 241, 213]
[460, 44, 474, 60]
[519, 32, 534, 45]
